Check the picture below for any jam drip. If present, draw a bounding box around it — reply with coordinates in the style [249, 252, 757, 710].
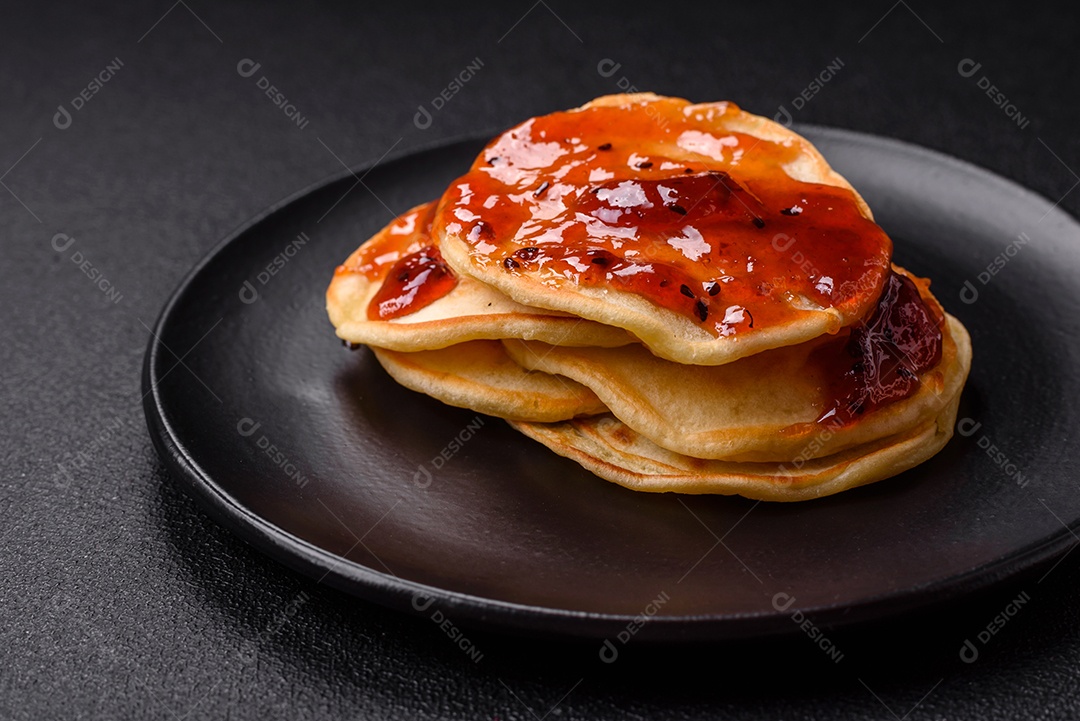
[367, 244, 457, 320]
[816, 272, 943, 426]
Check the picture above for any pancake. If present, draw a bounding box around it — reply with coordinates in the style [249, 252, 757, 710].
[508, 390, 962, 501]
[434, 93, 894, 365]
[327, 201, 633, 351]
[325, 93, 974, 500]
[504, 268, 971, 462]
[372, 340, 606, 422]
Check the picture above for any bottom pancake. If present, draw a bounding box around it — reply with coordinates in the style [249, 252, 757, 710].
[372, 340, 606, 422]
[508, 390, 962, 502]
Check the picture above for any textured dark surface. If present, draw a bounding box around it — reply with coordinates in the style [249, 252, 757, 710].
[2, 1, 1078, 719]
[144, 128, 1080, 645]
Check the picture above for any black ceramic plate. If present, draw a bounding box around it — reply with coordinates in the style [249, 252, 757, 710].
[144, 127, 1080, 641]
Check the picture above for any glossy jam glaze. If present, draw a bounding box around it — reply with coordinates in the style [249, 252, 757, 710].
[434, 96, 894, 336]
[367, 244, 456, 320]
[332, 202, 461, 320]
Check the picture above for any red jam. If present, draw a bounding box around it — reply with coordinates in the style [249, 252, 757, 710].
[813, 271, 944, 426]
[339, 203, 435, 281]
[433, 96, 894, 337]
[367, 244, 456, 320]
[332, 202, 461, 320]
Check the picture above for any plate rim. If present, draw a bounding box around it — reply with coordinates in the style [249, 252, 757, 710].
[143, 125, 1080, 641]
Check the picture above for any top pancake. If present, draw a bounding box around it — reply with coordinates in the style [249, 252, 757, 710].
[327, 201, 633, 351]
[434, 93, 893, 365]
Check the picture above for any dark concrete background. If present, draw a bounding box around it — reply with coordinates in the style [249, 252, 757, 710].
[2, 1, 1078, 718]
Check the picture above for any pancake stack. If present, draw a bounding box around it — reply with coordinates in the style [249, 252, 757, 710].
[326, 94, 971, 501]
